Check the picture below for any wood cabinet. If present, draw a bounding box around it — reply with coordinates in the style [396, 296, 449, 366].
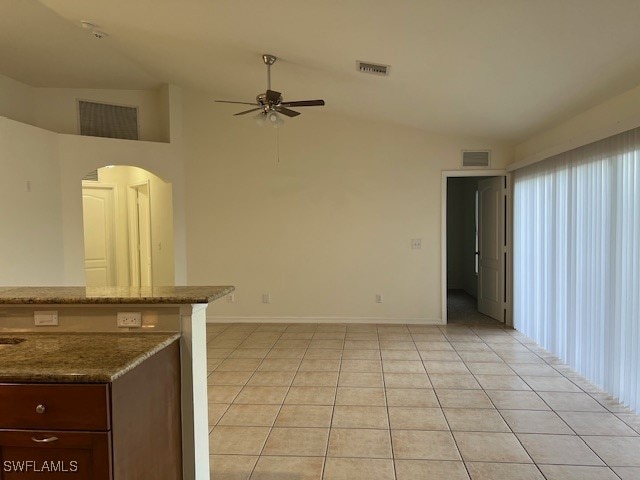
[0, 341, 181, 480]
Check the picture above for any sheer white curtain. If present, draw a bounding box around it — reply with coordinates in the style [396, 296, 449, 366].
[514, 127, 640, 411]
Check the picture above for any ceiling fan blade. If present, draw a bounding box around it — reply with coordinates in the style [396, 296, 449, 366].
[215, 100, 260, 106]
[266, 90, 282, 103]
[234, 108, 263, 116]
[274, 106, 301, 117]
[280, 99, 325, 107]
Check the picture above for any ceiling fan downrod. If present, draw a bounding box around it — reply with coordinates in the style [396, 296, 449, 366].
[263, 54, 277, 91]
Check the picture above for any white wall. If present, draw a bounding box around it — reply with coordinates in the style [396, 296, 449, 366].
[34, 87, 168, 142]
[183, 89, 513, 322]
[514, 82, 640, 166]
[147, 172, 175, 286]
[0, 73, 169, 143]
[0, 118, 64, 285]
[0, 73, 34, 125]
[0, 90, 186, 286]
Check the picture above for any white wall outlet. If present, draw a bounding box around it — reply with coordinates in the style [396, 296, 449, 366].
[227, 293, 235, 303]
[375, 294, 383, 303]
[117, 312, 142, 327]
[411, 238, 422, 249]
[34, 311, 58, 326]
[262, 293, 271, 304]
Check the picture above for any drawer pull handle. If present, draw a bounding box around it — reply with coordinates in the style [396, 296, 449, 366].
[31, 436, 58, 443]
[35, 404, 46, 414]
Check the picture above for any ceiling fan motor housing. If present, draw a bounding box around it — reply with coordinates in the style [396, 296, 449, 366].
[256, 92, 283, 109]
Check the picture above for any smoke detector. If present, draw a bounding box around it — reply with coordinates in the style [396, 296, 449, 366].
[80, 20, 108, 39]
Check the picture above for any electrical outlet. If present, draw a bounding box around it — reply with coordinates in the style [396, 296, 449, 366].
[411, 238, 422, 249]
[117, 312, 142, 328]
[227, 293, 235, 303]
[375, 294, 383, 303]
[262, 293, 271, 304]
[34, 311, 58, 326]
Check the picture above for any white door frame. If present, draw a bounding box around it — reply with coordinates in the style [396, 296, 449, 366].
[127, 180, 153, 287]
[441, 170, 511, 325]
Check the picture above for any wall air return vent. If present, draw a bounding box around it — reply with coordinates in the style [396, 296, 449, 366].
[82, 170, 99, 181]
[78, 100, 139, 140]
[462, 150, 491, 168]
[357, 61, 389, 76]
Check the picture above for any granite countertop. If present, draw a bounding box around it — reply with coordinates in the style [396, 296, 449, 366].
[0, 332, 180, 383]
[0, 286, 234, 305]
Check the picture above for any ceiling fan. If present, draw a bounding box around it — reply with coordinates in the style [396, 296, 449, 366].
[215, 54, 325, 125]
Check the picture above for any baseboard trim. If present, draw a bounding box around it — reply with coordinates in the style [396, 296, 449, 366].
[206, 316, 445, 325]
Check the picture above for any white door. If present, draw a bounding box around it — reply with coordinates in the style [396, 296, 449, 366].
[82, 184, 117, 287]
[477, 177, 505, 322]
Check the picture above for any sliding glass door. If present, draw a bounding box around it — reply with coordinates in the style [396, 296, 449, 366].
[513, 127, 640, 411]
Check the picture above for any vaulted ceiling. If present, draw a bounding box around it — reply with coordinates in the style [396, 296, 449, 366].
[2, 0, 640, 142]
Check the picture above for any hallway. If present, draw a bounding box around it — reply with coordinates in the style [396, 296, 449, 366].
[447, 290, 502, 325]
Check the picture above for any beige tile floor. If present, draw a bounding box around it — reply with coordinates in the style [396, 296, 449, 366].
[206, 323, 640, 479]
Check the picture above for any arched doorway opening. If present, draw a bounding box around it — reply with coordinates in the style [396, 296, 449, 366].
[81, 165, 175, 287]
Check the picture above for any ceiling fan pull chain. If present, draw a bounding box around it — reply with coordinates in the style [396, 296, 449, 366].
[276, 128, 280, 164]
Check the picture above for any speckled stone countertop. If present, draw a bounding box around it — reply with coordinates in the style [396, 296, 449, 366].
[0, 286, 234, 305]
[0, 333, 180, 383]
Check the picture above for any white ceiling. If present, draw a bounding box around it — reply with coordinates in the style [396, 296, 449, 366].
[3, 0, 640, 142]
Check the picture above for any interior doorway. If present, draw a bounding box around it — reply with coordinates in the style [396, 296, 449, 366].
[81, 165, 175, 288]
[441, 170, 508, 324]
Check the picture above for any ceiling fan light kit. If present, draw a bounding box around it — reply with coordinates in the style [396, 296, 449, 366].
[254, 110, 284, 128]
[216, 54, 325, 126]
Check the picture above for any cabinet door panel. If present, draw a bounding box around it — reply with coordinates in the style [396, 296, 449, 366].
[0, 384, 110, 431]
[0, 430, 111, 480]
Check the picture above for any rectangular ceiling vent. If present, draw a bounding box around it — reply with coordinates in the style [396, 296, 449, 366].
[357, 60, 389, 76]
[82, 170, 99, 181]
[78, 100, 139, 140]
[462, 150, 491, 168]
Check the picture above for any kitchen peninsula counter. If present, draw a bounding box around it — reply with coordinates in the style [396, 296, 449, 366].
[0, 285, 234, 480]
[0, 285, 233, 305]
[0, 332, 180, 383]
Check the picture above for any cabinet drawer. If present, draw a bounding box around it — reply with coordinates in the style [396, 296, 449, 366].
[0, 429, 111, 480]
[0, 384, 110, 431]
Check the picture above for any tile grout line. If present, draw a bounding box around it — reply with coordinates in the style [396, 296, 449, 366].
[320, 327, 345, 480]
[379, 325, 397, 480]
[433, 325, 474, 480]
[468, 332, 547, 479]
[249, 323, 320, 479]
[207, 324, 259, 424]
[216, 324, 283, 476]
[470, 331, 621, 475]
